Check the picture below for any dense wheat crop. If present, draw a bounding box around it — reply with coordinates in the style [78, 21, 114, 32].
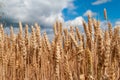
[0, 10, 120, 80]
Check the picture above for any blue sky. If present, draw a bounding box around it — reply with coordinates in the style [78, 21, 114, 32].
[0, 0, 120, 39]
[62, 0, 120, 25]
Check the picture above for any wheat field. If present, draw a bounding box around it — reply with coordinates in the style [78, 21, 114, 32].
[0, 10, 120, 80]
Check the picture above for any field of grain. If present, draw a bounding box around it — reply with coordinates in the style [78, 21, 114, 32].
[0, 10, 120, 80]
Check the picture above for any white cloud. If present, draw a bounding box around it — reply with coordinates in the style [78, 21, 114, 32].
[65, 16, 84, 27]
[83, 10, 97, 17]
[1, 0, 85, 40]
[115, 20, 120, 26]
[92, 0, 111, 5]
[100, 21, 108, 30]
[67, 2, 77, 14]
[2, 0, 73, 27]
[67, 2, 76, 11]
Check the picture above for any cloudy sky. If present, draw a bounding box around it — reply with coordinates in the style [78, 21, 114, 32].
[0, 0, 120, 39]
